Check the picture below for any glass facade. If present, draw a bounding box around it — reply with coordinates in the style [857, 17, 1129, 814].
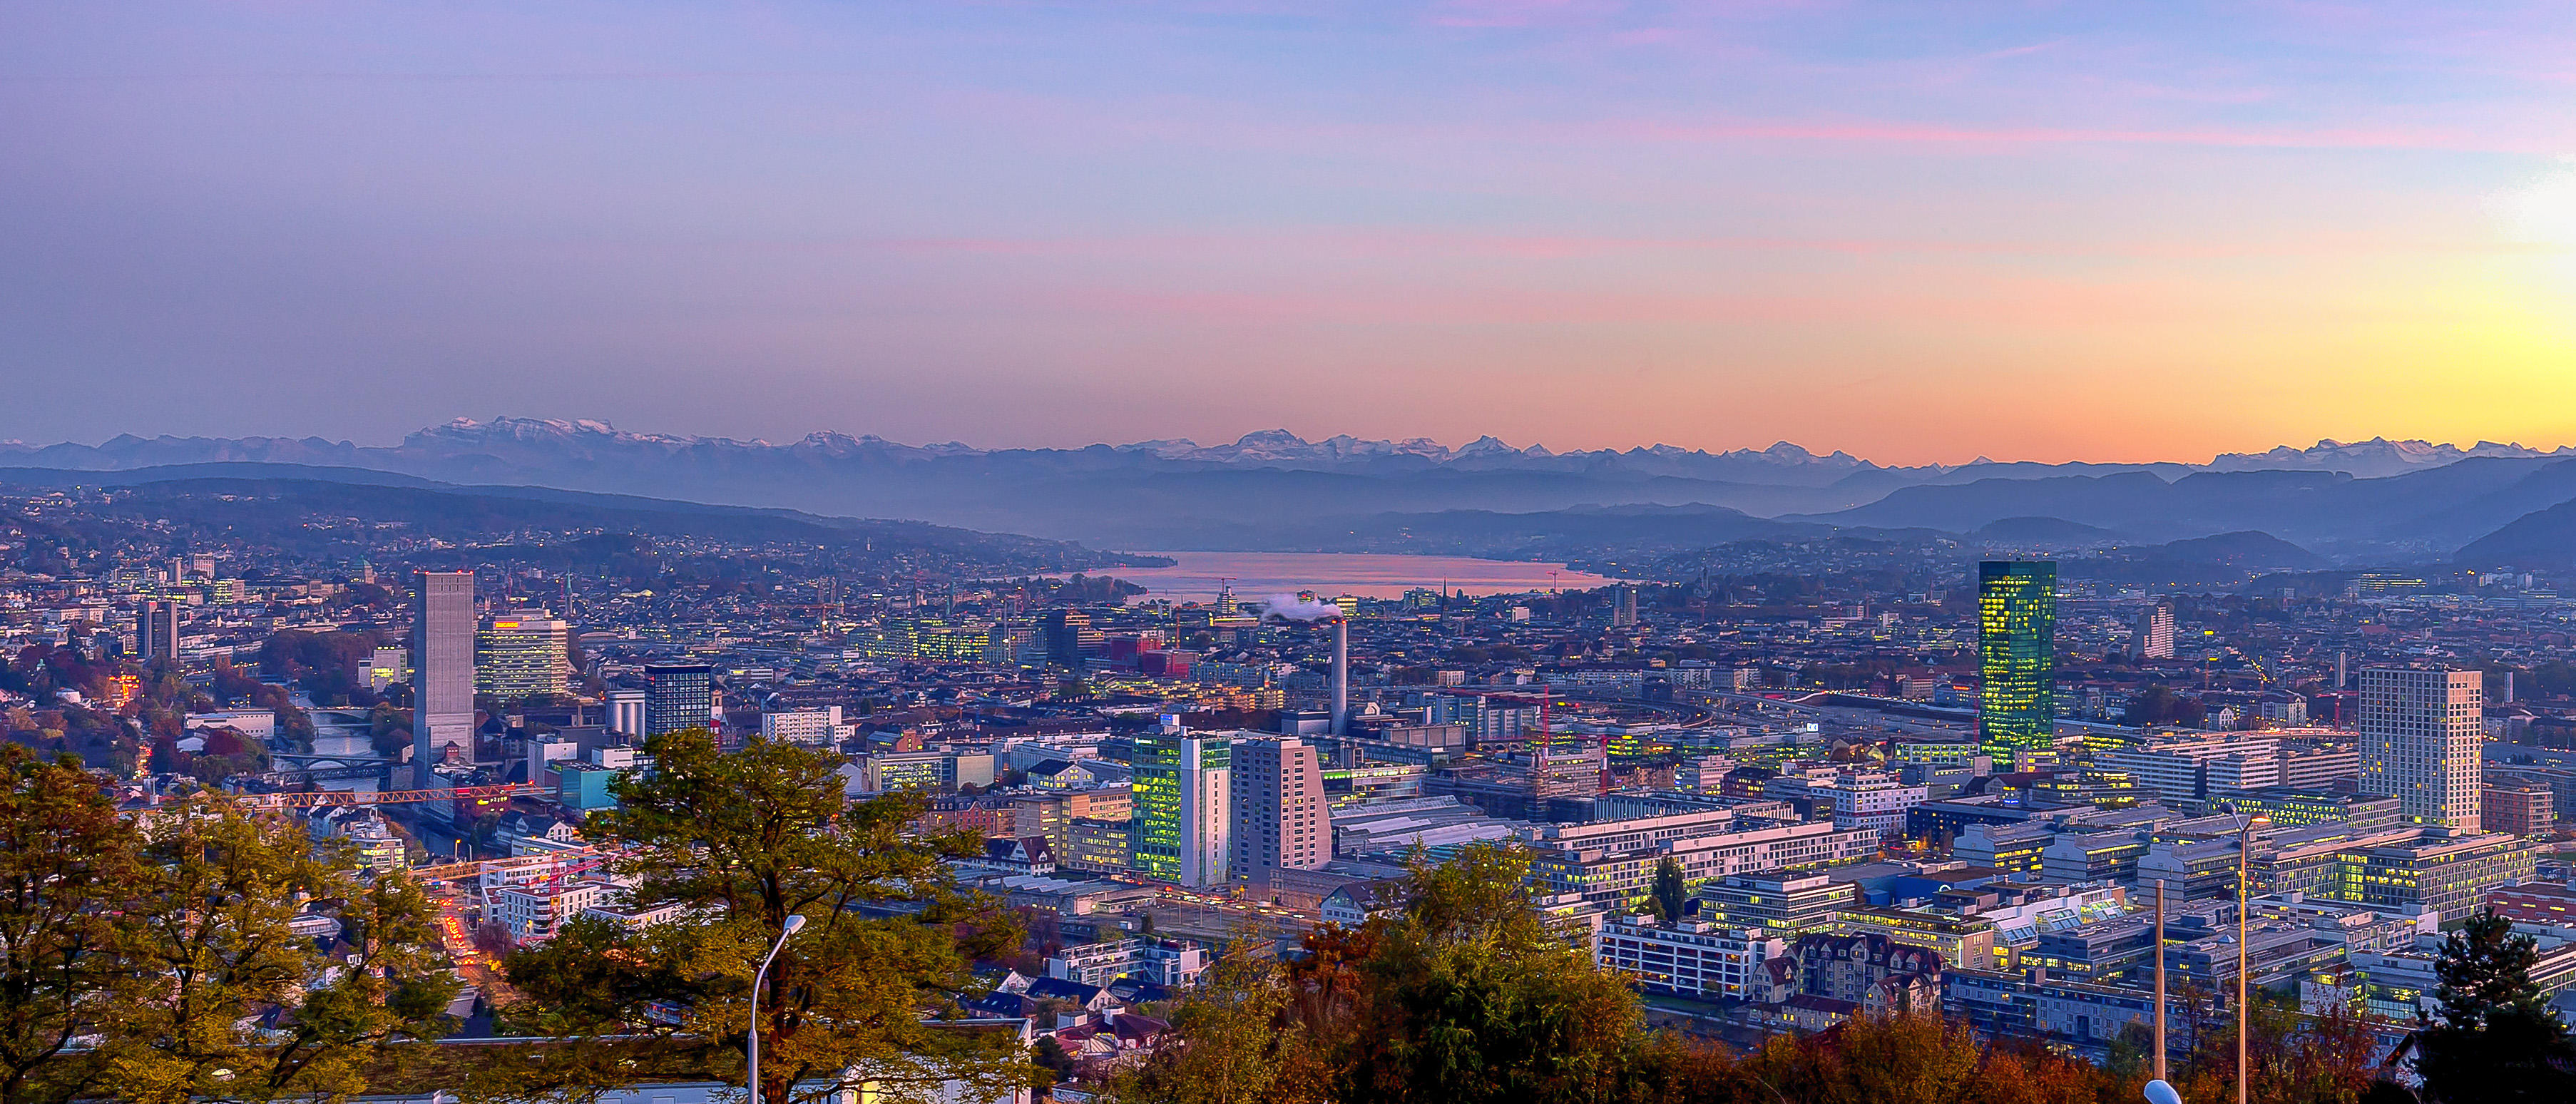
[1130, 733, 1230, 885]
[1978, 561, 2057, 761]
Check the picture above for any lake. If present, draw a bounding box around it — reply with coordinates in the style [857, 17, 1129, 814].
[1104, 551, 1630, 602]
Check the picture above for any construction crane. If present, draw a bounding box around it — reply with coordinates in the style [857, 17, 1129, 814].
[237, 783, 545, 811]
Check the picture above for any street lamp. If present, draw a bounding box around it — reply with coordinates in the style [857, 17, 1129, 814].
[2227, 808, 2268, 1104]
[2145, 1079, 2183, 1104]
[749, 914, 807, 1104]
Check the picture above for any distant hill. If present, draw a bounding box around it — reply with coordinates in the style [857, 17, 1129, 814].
[2456, 499, 2576, 568]
[2141, 531, 2329, 570]
[4, 419, 2572, 551]
[1969, 516, 2122, 545]
[0, 466, 1150, 573]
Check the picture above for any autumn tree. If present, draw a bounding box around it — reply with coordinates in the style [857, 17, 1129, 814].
[496, 730, 1039, 1104]
[0, 745, 133, 1104]
[1336, 844, 1655, 1104]
[101, 794, 458, 1103]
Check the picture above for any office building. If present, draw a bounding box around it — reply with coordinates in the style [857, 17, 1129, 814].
[1610, 584, 1639, 628]
[409, 571, 478, 779]
[1227, 735, 1328, 884]
[606, 688, 646, 737]
[1041, 610, 1102, 666]
[476, 613, 571, 699]
[1132, 727, 1231, 888]
[1978, 561, 2057, 760]
[2133, 602, 2176, 660]
[2358, 668, 2483, 830]
[354, 646, 407, 692]
[137, 599, 182, 664]
[643, 663, 715, 736]
[1596, 918, 1784, 1000]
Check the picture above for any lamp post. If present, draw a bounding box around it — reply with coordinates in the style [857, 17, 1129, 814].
[2231, 811, 2266, 1104]
[749, 914, 808, 1104]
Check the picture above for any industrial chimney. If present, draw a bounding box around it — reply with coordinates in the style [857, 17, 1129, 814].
[1331, 617, 1349, 737]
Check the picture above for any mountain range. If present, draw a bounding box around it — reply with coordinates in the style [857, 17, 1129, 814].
[9, 419, 2576, 565]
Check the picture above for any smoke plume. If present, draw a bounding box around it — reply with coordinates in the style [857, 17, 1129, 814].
[1253, 594, 1343, 622]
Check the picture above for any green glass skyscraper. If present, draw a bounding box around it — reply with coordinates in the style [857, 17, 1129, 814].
[1978, 561, 2057, 762]
[1131, 727, 1231, 888]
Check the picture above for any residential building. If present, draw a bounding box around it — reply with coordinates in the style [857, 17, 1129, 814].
[1227, 735, 1329, 884]
[760, 705, 845, 745]
[1047, 939, 1207, 988]
[2359, 667, 2483, 831]
[2483, 779, 2555, 836]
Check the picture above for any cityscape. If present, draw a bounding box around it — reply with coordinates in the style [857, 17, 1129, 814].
[6, 4, 2576, 1104]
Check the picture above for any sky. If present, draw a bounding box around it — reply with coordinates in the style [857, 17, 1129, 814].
[4, 1, 2574, 464]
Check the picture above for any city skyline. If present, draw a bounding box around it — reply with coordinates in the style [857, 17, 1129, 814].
[6, 3, 2575, 461]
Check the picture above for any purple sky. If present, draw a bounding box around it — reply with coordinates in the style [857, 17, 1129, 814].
[4, 2, 2573, 463]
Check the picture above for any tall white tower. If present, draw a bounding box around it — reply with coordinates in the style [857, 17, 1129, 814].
[2358, 667, 2483, 831]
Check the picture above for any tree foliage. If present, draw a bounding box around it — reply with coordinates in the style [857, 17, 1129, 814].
[2413, 908, 2576, 1103]
[0, 747, 454, 1104]
[494, 730, 1038, 1104]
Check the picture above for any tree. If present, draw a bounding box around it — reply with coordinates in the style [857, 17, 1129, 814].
[101, 794, 458, 1103]
[1112, 946, 1324, 1104]
[1648, 856, 1688, 922]
[2414, 907, 2576, 1103]
[1336, 844, 1652, 1104]
[496, 730, 1039, 1104]
[0, 745, 134, 1104]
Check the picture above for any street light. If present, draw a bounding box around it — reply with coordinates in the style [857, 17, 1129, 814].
[749, 914, 807, 1104]
[2144, 1079, 2184, 1104]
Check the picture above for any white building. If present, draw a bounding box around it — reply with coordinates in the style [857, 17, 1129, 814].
[1046, 939, 1209, 988]
[2360, 668, 2483, 830]
[760, 705, 846, 745]
[1595, 917, 1786, 1000]
[489, 877, 609, 943]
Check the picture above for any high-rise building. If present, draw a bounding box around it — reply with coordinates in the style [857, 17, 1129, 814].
[605, 688, 646, 737]
[1132, 725, 1230, 888]
[476, 613, 571, 700]
[2359, 667, 2483, 831]
[1978, 561, 2057, 760]
[2133, 601, 2176, 660]
[1041, 610, 1101, 666]
[1611, 584, 1639, 628]
[1227, 736, 1327, 884]
[410, 571, 478, 780]
[137, 600, 181, 664]
[643, 664, 715, 736]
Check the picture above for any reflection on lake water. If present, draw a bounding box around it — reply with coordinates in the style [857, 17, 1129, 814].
[1100, 551, 1628, 601]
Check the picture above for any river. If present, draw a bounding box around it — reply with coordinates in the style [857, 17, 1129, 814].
[1103, 551, 1630, 602]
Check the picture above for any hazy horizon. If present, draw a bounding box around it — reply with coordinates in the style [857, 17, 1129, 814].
[9, 414, 2576, 471]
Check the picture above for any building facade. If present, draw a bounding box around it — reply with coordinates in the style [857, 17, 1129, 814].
[643, 663, 715, 736]
[476, 613, 571, 699]
[409, 571, 477, 779]
[1227, 735, 1328, 884]
[2358, 668, 2483, 830]
[1132, 730, 1230, 888]
[1978, 561, 2057, 760]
